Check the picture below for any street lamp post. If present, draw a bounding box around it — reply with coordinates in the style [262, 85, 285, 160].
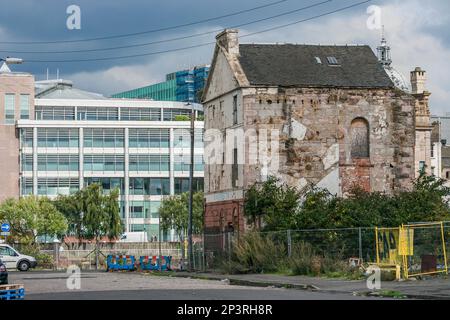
[159, 210, 162, 272]
[0, 57, 23, 72]
[188, 103, 195, 272]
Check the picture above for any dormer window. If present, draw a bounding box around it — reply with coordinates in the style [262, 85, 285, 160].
[327, 56, 340, 65]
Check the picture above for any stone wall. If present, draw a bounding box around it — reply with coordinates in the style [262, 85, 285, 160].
[204, 86, 416, 235]
[241, 87, 416, 195]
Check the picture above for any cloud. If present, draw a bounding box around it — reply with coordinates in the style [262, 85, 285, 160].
[239, 0, 450, 115]
[61, 0, 449, 114]
[67, 44, 214, 96]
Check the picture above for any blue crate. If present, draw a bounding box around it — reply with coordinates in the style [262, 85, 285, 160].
[0, 287, 25, 300]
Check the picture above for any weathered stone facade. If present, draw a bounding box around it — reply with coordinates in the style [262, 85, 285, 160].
[202, 29, 424, 237]
[240, 87, 416, 197]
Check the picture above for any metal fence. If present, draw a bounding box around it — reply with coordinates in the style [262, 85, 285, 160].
[195, 227, 377, 272]
[193, 223, 450, 274]
[26, 242, 183, 270]
[21, 221, 450, 273]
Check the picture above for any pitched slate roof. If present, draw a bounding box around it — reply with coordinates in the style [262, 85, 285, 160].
[238, 44, 394, 88]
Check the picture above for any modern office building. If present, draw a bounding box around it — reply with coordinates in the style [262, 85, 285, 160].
[431, 116, 450, 182]
[112, 65, 210, 104]
[1, 66, 204, 241]
[431, 114, 450, 144]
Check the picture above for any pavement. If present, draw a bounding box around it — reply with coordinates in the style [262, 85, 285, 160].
[7, 270, 386, 300]
[166, 271, 450, 300]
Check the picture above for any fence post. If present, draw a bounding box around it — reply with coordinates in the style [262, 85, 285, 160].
[53, 241, 60, 271]
[202, 233, 206, 272]
[222, 232, 226, 252]
[287, 230, 292, 258]
[358, 228, 362, 260]
[193, 243, 196, 271]
[227, 232, 231, 264]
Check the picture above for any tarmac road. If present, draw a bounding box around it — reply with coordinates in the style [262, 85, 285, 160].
[8, 271, 383, 300]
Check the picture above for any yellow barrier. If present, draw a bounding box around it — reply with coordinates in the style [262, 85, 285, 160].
[375, 222, 448, 279]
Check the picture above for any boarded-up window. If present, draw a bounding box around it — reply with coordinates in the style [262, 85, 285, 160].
[351, 118, 370, 158]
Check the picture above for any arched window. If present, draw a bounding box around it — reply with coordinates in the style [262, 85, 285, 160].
[350, 118, 370, 158]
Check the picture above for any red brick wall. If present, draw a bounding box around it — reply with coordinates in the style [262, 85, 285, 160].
[204, 199, 245, 234]
[340, 158, 372, 195]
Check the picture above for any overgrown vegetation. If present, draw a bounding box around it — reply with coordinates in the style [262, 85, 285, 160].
[19, 245, 55, 270]
[221, 232, 363, 279]
[232, 172, 450, 278]
[244, 172, 450, 231]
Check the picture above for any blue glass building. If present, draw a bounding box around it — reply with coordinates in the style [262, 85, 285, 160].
[112, 65, 210, 104]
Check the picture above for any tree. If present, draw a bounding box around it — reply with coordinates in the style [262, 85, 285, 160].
[243, 173, 450, 231]
[53, 184, 123, 269]
[77, 184, 122, 269]
[159, 192, 204, 258]
[36, 198, 68, 241]
[53, 193, 84, 241]
[244, 177, 301, 231]
[0, 196, 67, 245]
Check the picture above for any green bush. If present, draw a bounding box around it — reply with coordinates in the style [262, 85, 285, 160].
[15, 245, 55, 269]
[244, 173, 450, 232]
[222, 234, 362, 279]
[36, 253, 55, 269]
[174, 115, 191, 121]
[222, 232, 285, 274]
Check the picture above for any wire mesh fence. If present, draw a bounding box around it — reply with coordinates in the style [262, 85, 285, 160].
[194, 227, 378, 273]
[13, 221, 450, 274]
[194, 223, 450, 275]
[402, 223, 448, 277]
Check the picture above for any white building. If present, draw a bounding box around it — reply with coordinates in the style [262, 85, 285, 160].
[16, 79, 204, 241]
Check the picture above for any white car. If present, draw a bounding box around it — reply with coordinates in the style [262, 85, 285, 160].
[0, 244, 37, 271]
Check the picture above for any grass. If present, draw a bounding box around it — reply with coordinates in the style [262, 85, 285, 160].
[219, 232, 364, 280]
[369, 290, 407, 299]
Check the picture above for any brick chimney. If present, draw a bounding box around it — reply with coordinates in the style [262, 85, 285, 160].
[411, 66, 432, 178]
[411, 67, 427, 94]
[216, 29, 240, 56]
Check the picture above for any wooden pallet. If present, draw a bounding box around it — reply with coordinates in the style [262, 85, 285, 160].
[0, 284, 24, 291]
[0, 284, 25, 300]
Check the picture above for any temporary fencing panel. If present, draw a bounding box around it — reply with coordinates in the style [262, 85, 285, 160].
[140, 256, 172, 271]
[401, 222, 448, 278]
[376, 223, 448, 279]
[106, 255, 136, 271]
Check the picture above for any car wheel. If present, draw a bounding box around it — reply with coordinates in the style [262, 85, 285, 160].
[18, 261, 30, 272]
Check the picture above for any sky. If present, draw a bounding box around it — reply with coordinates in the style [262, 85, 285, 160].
[0, 0, 449, 115]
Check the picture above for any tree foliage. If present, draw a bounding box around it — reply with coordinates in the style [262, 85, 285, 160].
[244, 173, 450, 231]
[159, 192, 204, 238]
[53, 184, 123, 242]
[244, 177, 301, 230]
[0, 196, 68, 244]
[53, 184, 122, 269]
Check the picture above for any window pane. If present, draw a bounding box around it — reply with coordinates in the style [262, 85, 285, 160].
[5, 94, 15, 124]
[20, 94, 30, 120]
